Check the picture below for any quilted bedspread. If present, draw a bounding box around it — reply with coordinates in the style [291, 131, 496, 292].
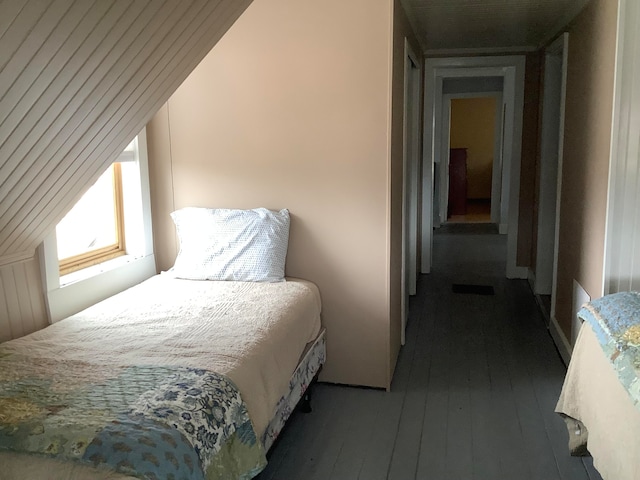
[578, 291, 640, 411]
[0, 275, 322, 479]
[0, 358, 264, 479]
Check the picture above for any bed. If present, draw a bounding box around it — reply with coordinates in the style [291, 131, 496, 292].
[556, 292, 640, 480]
[0, 207, 326, 479]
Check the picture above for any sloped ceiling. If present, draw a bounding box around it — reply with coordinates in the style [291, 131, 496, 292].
[0, 0, 252, 266]
[402, 0, 590, 53]
[0, 0, 592, 267]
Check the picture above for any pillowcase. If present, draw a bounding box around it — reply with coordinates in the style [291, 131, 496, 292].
[169, 207, 290, 282]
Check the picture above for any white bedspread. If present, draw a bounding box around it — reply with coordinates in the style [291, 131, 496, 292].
[2, 275, 321, 439]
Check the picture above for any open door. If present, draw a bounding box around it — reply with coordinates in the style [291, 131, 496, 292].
[401, 40, 421, 345]
[535, 33, 568, 308]
[401, 41, 421, 344]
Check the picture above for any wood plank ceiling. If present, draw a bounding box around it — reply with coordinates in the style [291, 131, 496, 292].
[0, 0, 252, 267]
[401, 0, 590, 53]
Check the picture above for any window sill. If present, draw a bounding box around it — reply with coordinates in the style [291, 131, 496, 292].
[60, 254, 141, 287]
[47, 254, 156, 323]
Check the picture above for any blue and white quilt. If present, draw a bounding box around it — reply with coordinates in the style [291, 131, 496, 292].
[0, 355, 266, 479]
[578, 291, 640, 410]
[0, 275, 323, 479]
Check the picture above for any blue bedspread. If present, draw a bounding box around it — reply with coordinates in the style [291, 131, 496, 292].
[0, 354, 266, 479]
[578, 291, 640, 410]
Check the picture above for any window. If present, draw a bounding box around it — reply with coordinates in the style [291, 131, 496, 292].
[41, 130, 156, 323]
[56, 162, 126, 275]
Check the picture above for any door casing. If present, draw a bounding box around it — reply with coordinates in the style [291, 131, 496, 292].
[401, 39, 421, 345]
[422, 56, 527, 279]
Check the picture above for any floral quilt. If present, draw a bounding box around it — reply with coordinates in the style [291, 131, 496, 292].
[578, 291, 640, 411]
[0, 352, 266, 479]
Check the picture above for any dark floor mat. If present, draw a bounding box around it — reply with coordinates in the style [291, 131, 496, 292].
[452, 283, 495, 295]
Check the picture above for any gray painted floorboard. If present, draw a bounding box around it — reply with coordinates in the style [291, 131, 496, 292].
[256, 229, 603, 480]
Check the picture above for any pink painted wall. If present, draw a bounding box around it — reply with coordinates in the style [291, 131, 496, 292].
[147, 0, 422, 388]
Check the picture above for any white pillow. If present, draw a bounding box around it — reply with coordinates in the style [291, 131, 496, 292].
[169, 207, 290, 282]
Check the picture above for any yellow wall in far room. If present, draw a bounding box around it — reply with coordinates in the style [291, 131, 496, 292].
[449, 97, 497, 200]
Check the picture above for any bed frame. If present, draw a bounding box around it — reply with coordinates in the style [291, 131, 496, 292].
[262, 328, 326, 451]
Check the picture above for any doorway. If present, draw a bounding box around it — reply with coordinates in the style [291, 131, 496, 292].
[444, 94, 502, 225]
[422, 55, 527, 279]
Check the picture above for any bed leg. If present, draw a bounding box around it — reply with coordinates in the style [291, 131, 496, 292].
[300, 373, 320, 413]
[300, 391, 312, 413]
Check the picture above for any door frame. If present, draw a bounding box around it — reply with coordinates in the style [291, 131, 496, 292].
[422, 56, 527, 278]
[535, 33, 568, 303]
[439, 91, 504, 227]
[401, 38, 421, 345]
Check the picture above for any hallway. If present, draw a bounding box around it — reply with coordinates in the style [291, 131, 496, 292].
[257, 230, 602, 480]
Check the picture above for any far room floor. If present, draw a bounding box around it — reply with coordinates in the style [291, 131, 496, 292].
[256, 227, 602, 480]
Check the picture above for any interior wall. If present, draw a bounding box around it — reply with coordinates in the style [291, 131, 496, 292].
[554, 0, 618, 339]
[443, 76, 503, 94]
[516, 52, 543, 267]
[146, 104, 177, 273]
[449, 97, 497, 200]
[530, 57, 546, 277]
[147, 0, 403, 388]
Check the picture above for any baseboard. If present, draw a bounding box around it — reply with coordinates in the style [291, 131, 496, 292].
[506, 264, 528, 279]
[550, 315, 573, 366]
[527, 268, 536, 292]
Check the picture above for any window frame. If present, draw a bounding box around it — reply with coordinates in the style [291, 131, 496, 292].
[40, 128, 156, 324]
[57, 163, 127, 275]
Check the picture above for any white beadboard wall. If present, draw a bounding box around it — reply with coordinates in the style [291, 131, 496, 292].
[0, 0, 252, 340]
[0, 258, 48, 342]
[0, 0, 252, 267]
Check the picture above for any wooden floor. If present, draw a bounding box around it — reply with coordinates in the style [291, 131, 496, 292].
[257, 229, 603, 480]
[448, 199, 492, 223]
